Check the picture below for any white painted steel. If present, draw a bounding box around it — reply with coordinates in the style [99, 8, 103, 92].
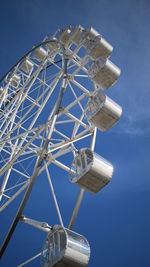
[41, 225, 90, 267]
[0, 26, 95, 214]
[9, 74, 20, 87]
[67, 25, 85, 46]
[68, 127, 97, 230]
[85, 90, 122, 131]
[45, 162, 64, 227]
[33, 47, 48, 62]
[88, 56, 121, 89]
[60, 27, 71, 44]
[20, 58, 34, 74]
[87, 35, 113, 59]
[0, 25, 122, 266]
[20, 215, 51, 232]
[18, 252, 42, 267]
[70, 148, 114, 193]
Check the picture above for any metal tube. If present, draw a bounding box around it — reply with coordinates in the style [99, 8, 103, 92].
[0, 48, 68, 259]
[0, 140, 19, 201]
[0, 39, 59, 83]
[68, 188, 84, 230]
[45, 162, 64, 227]
[0, 155, 43, 258]
[68, 127, 97, 230]
[91, 127, 97, 151]
[0, 181, 30, 212]
[18, 252, 42, 267]
[20, 215, 51, 233]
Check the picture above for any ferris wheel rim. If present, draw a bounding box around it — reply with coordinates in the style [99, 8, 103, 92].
[0, 38, 61, 83]
[0, 29, 95, 213]
[0, 24, 123, 267]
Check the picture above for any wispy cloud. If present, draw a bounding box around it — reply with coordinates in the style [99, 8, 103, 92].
[113, 104, 150, 136]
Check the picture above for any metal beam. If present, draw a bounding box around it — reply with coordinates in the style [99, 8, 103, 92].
[68, 127, 97, 230]
[0, 153, 45, 259]
[0, 48, 68, 259]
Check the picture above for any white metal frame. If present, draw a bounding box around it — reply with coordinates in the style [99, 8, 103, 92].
[0, 25, 121, 266]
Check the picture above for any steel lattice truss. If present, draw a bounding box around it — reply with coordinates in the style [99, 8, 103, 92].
[0, 36, 94, 210]
[0, 25, 122, 266]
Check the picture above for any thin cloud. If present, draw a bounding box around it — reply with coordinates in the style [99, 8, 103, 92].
[113, 108, 150, 136]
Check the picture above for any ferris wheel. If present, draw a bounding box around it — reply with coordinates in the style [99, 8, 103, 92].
[0, 25, 122, 266]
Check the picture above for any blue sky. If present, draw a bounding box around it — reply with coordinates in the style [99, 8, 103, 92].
[0, 0, 150, 266]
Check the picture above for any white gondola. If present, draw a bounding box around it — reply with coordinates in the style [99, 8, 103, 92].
[84, 27, 99, 44]
[70, 148, 113, 194]
[41, 225, 90, 267]
[20, 58, 34, 74]
[46, 38, 60, 58]
[9, 74, 20, 87]
[85, 90, 122, 131]
[80, 26, 100, 47]
[67, 25, 85, 46]
[33, 46, 48, 62]
[68, 26, 99, 47]
[88, 56, 121, 89]
[59, 27, 72, 44]
[86, 35, 113, 60]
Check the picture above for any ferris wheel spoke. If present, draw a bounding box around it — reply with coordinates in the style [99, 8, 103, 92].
[0, 181, 28, 203]
[0, 155, 32, 197]
[1, 60, 46, 119]
[74, 74, 88, 78]
[0, 125, 43, 146]
[39, 147, 72, 177]
[53, 128, 70, 140]
[0, 137, 40, 159]
[1, 150, 71, 211]
[0, 125, 46, 177]
[44, 161, 64, 227]
[0, 95, 19, 123]
[1, 76, 56, 138]
[0, 51, 65, 211]
[0, 97, 21, 135]
[1, 122, 46, 166]
[0, 131, 40, 164]
[67, 80, 84, 112]
[18, 251, 42, 267]
[0, 25, 122, 265]
[71, 51, 88, 69]
[0, 169, 12, 201]
[48, 128, 92, 155]
[13, 154, 37, 166]
[5, 70, 62, 141]
[63, 111, 87, 128]
[52, 159, 70, 173]
[11, 168, 30, 179]
[66, 44, 88, 71]
[70, 58, 88, 79]
[26, 71, 62, 129]
[0, 139, 19, 201]
[0, 181, 30, 212]
[70, 78, 91, 94]
[1, 193, 10, 199]
[0, 152, 37, 209]
[4, 181, 29, 194]
[72, 113, 85, 137]
[61, 92, 87, 113]
[0, 58, 50, 138]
